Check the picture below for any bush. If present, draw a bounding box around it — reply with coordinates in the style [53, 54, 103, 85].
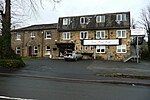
[0, 59, 25, 68]
[141, 49, 150, 60]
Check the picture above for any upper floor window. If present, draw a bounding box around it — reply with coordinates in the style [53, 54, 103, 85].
[45, 31, 51, 39]
[63, 18, 70, 25]
[16, 46, 21, 54]
[16, 33, 21, 40]
[80, 17, 88, 24]
[96, 15, 105, 23]
[96, 46, 105, 53]
[116, 14, 126, 21]
[30, 32, 35, 38]
[116, 45, 126, 53]
[63, 32, 71, 40]
[80, 31, 88, 39]
[116, 30, 126, 38]
[96, 31, 105, 39]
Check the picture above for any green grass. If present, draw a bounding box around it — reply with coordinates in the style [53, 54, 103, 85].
[22, 57, 33, 61]
[96, 73, 150, 80]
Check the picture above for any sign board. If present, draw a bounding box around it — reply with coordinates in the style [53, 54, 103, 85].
[83, 39, 119, 45]
[131, 29, 145, 36]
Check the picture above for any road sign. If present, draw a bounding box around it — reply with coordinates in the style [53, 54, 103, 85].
[131, 29, 145, 36]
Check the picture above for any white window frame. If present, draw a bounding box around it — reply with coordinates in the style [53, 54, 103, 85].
[116, 45, 127, 53]
[80, 46, 83, 50]
[116, 14, 126, 21]
[34, 46, 38, 54]
[116, 30, 126, 38]
[90, 46, 93, 50]
[16, 46, 21, 54]
[96, 46, 106, 53]
[63, 18, 70, 25]
[45, 46, 51, 55]
[96, 31, 105, 39]
[45, 31, 51, 39]
[84, 46, 87, 51]
[30, 32, 35, 38]
[16, 33, 21, 40]
[80, 17, 88, 24]
[96, 15, 105, 23]
[63, 32, 71, 40]
[80, 31, 88, 39]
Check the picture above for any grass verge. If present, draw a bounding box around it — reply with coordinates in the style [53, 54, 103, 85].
[96, 73, 150, 80]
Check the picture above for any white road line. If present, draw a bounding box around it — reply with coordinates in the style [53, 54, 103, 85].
[0, 96, 37, 100]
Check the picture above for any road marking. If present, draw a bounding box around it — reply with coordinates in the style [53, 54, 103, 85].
[0, 96, 37, 100]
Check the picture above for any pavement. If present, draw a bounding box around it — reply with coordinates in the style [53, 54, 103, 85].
[0, 59, 150, 86]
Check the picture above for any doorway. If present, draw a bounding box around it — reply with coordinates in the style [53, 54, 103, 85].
[28, 46, 32, 56]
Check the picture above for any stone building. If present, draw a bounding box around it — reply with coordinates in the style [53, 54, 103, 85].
[11, 11, 131, 61]
[57, 12, 131, 61]
[11, 23, 59, 58]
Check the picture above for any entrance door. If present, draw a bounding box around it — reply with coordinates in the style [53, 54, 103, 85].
[28, 46, 32, 56]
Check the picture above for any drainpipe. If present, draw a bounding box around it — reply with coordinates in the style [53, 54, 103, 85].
[41, 31, 44, 57]
[107, 30, 110, 60]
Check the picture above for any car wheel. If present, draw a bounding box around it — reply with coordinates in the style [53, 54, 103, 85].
[65, 59, 68, 61]
[75, 57, 77, 61]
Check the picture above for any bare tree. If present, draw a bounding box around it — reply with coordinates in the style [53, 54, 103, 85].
[0, 0, 61, 61]
[139, 4, 150, 54]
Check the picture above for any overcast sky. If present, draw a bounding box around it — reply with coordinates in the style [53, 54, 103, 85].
[23, 0, 149, 27]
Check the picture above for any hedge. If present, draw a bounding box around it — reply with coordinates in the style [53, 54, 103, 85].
[0, 59, 25, 68]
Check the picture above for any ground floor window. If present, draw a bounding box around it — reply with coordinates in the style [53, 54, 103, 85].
[96, 46, 105, 53]
[116, 45, 126, 53]
[34, 46, 38, 54]
[16, 46, 21, 54]
[45, 46, 51, 55]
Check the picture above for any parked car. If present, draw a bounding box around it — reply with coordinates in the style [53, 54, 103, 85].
[64, 49, 82, 61]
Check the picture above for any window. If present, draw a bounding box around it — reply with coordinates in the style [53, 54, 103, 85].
[96, 31, 105, 39]
[80, 31, 88, 39]
[63, 18, 70, 25]
[63, 32, 71, 40]
[90, 46, 93, 50]
[116, 30, 126, 38]
[45, 46, 51, 55]
[31, 33, 35, 38]
[16, 46, 20, 54]
[80, 46, 83, 50]
[116, 45, 126, 53]
[96, 46, 105, 53]
[96, 15, 105, 23]
[80, 17, 88, 24]
[16, 33, 21, 40]
[84, 46, 87, 50]
[34, 46, 38, 54]
[45, 31, 51, 39]
[116, 14, 126, 21]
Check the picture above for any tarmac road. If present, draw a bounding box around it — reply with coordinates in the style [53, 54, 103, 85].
[0, 75, 150, 100]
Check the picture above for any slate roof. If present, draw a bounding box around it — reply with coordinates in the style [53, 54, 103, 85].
[11, 23, 57, 32]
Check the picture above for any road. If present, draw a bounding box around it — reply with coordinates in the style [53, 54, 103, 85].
[0, 75, 150, 100]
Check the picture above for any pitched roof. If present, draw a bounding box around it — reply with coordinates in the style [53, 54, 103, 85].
[11, 23, 57, 32]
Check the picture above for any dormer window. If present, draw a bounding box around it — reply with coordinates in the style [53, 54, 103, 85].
[80, 17, 88, 24]
[96, 15, 105, 23]
[16, 33, 21, 40]
[116, 14, 126, 21]
[63, 18, 70, 25]
[30, 32, 35, 38]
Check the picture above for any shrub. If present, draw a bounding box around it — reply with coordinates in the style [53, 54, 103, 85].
[0, 59, 25, 68]
[141, 49, 150, 60]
